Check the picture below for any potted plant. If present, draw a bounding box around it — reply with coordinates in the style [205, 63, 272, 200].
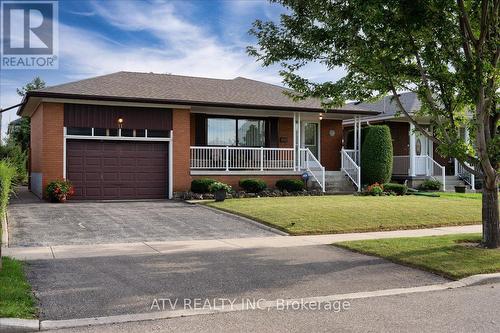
[46, 180, 74, 203]
[209, 182, 232, 202]
[455, 184, 467, 193]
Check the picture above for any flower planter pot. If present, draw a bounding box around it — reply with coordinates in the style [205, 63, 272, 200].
[214, 190, 226, 202]
[455, 185, 466, 193]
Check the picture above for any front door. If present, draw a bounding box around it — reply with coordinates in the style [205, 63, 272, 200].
[414, 131, 428, 175]
[302, 122, 319, 159]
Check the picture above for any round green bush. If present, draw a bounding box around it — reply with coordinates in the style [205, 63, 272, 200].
[361, 125, 393, 185]
[418, 179, 442, 191]
[208, 181, 232, 193]
[275, 179, 304, 192]
[239, 178, 267, 193]
[383, 183, 408, 196]
[191, 178, 216, 193]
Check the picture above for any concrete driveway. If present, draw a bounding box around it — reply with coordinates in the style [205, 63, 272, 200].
[7, 188, 276, 247]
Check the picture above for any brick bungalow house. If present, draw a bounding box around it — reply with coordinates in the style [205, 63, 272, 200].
[17, 71, 378, 200]
[343, 92, 475, 190]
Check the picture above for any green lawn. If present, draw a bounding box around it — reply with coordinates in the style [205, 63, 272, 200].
[206, 194, 486, 235]
[0, 257, 37, 318]
[336, 234, 500, 279]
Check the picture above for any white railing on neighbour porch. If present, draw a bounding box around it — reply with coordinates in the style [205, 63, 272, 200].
[190, 146, 295, 171]
[341, 149, 361, 191]
[457, 162, 475, 190]
[299, 148, 325, 192]
[424, 156, 446, 191]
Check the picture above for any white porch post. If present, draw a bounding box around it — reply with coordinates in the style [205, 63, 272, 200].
[357, 116, 362, 164]
[464, 127, 476, 190]
[297, 113, 301, 169]
[353, 116, 358, 164]
[409, 123, 416, 177]
[293, 112, 297, 171]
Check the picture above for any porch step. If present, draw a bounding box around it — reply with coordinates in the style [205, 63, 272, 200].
[307, 171, 356, 192]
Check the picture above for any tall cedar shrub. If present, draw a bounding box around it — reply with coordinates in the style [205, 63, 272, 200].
[361, 126, 393, 185]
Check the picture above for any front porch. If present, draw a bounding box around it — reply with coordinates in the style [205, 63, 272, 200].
[188, 108, 366, 192]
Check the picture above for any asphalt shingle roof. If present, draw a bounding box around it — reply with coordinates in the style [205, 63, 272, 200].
[30, 71, 374, 113]
[347, 92, 421, 117]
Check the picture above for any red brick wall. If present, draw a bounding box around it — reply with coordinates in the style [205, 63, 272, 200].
[320, 119, 343, 171]
[191, 174, 301, 190]
[173, 109, 192, 192]
[278, 117, 294, 148]
[41, 103, 64, 190]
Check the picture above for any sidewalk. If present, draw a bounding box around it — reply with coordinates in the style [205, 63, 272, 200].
[3, 225, 481, 260]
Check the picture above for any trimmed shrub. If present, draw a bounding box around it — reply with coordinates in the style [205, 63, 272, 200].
[191, 178, 216, 193]
[383, 183, 408, 196]
[239, 179, 267, 193]
[0, 161, 16, 219]
[361, 125, 393, 185]
[418, 179, 442, 191]
[209, 181, 232, 193]
[275, 179, 304, 192]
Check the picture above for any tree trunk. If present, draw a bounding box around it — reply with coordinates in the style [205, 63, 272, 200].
[482, 181, 500, 248]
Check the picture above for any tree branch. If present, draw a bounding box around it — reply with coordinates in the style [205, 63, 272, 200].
[388, 86, 441, 144]
[457, 0, 478, 47]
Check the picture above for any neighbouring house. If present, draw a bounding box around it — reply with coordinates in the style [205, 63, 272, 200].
[17, 71, 378, 200]
[343, 92, 476, 190]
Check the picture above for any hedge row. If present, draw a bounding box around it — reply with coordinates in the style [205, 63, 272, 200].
[191, 178, 304, 194]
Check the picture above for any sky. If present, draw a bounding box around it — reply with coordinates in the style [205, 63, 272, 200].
[0, 0, 345, 139]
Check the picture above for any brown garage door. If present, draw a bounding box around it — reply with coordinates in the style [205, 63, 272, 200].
[67, 140, 168, 200]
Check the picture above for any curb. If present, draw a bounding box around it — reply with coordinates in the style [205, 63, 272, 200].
[2, 272, 499, 331]
[1, 210, 8, 247]
[0, 318, 39, 331]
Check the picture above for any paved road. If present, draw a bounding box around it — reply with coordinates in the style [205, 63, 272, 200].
[43, 282, 500, 333]
[8, 188, 275, 246]
[26, 245, 447, 320]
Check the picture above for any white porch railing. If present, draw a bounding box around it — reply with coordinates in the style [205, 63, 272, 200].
[341, 149, 361, 191]
[393, 155, 446, 190]
[299, 148, 325, 192]
[190, 146, 295, 171]
[456, 162, 476, 190]
[424, 155, 446, 191]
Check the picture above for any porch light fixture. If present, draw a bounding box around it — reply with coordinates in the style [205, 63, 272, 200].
[117, 117, 124, 128]
[319, 113, 323, 120]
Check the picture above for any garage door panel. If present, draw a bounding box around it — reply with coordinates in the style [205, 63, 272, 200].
[67, 140, 168, 200]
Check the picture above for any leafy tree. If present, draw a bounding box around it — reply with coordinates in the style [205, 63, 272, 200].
[248, 0, 499, 248]
[361, 126, 393, 185]
[8, 77, 46, 151]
